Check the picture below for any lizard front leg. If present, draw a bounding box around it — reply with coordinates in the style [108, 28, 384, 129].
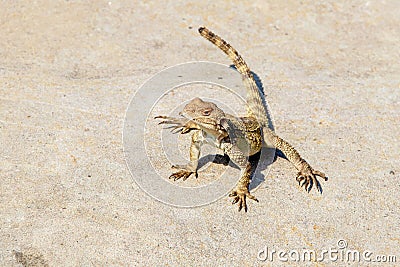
[155, 115, 200, 134]
[169, 131, 203, 181]
[263, 128, 328, 192]
[221, 143, 259, 212]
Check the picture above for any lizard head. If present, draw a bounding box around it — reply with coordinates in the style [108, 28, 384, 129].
[180, 97, 226, 131]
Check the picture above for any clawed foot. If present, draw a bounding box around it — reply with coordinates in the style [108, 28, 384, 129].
[155, 115, 193, 134]
[169, 165, 198, 181]
[296, 166, 328, 193]
[229, 187, 259, 212]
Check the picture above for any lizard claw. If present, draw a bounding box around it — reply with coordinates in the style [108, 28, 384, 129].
[169, 170, 197, 181]
[296, 167, 328, 193]
[155, 115, 187, 133]
[229, 188, 259, 212]
[169, 164, 198, 181]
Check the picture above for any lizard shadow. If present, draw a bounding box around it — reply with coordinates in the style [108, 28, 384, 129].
[196, 147, 287, 191]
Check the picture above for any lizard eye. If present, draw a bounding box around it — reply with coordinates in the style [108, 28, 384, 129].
[202, 108, 212, 116]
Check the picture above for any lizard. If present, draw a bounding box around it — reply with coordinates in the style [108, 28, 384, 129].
[155, 27, 327, 212]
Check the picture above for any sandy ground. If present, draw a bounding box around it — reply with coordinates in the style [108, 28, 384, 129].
[1, 1, 399, 266]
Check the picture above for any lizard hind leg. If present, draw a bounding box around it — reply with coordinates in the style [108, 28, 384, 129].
[229, 181, 259, 212]
[222, 143, 259, 212]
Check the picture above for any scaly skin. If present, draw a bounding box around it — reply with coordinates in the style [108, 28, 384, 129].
[155, 27, 328, 212]
[198, 26, 327, 193]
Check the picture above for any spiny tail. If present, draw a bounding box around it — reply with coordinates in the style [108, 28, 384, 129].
[198, 27, 252, 78]
[198, 26, 269, 127]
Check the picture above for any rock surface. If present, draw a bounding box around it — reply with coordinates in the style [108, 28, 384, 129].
[1, 1, 399, 266]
